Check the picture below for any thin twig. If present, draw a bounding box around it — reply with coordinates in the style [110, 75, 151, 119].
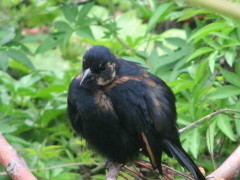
[119, 173, 130, 180]
[135, 160, 195, 180]
[122, 166, 148, 180]
[162, 164, 195, 180]
[179, 109, 240, 133]
[223, 113, 240, 119]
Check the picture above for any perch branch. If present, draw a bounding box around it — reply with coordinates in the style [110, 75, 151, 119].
[207, 145, 240, 180]
[179, 109, 240, 133]
[0, 132, 37, 180]
[106, 162, 122, 180]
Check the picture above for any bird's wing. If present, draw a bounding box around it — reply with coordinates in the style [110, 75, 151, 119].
[105, 72, 179, 171]
[106, 72, 177, 135]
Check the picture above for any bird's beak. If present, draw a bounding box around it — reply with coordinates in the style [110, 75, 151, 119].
[80, 68, 91, 86]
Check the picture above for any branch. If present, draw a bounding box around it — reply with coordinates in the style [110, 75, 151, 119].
[207, 145, 240, 180]
[0, 132, 37, 180]
[179, 109, 240, 133]
[106, 162, 122, 180]
[181, 0, 240, 20]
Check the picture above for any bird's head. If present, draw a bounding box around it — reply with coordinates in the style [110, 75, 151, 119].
[79, 45, 118, 89]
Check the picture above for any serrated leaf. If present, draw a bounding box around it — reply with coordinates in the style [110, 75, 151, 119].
[0, 26, 15, 45]
[190, 22, 226, 42]
[0, 51, 9, 71]
[235, 118, 240, 136]
[178, 9, 212, 21]
[225, 48, 235, 67]
[206, 120, 216, 154]
[76, 27, 94, 40]
[165, 37, 187, 47]
[129, 0, 152, 18]
[204, 37, 221, 49]
[62, 4, 78, 23]
[190, 129, 200, 158]
[40, 145, 63, 161]
[194, 59, 209, 83]
[220, 68, 240, 87]
[146, 2, 173, 33]
[36, 36, 58, 53]
[208, 51, 218, 73]
[7, 49, 35, 71]
[155, 41, 172, 53]
[236, 59, 240, 76]
[217, 114, 235, 141]
[171, 80, 195, 93]
[1, 88, 10, 105]
[187, 47, 214, 62]
[34, 84, 66, 98]
[77, 2, 94, 24]
[54, 21, 72, 32]
[209, 85, 240, 99]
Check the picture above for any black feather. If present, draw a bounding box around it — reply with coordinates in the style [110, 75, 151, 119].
[164, 140, 206, 180]
[67, 45, 206, 179]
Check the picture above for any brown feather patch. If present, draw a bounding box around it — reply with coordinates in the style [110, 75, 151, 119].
[141, 132, 157, 168]
[149, 90, 161, 107]
[106, 76, 142, 89]
[94, 91, 113, 111]
[145, 79, 157, 87]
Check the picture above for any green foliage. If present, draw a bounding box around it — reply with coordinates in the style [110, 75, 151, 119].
[1, 0, 240, 179]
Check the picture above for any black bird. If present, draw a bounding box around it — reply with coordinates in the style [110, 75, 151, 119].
[67, 45, 206, 179]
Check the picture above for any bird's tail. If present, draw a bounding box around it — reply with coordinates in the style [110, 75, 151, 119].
[164, 140, 206, 180]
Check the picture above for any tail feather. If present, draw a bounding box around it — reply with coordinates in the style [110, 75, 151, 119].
[164, 140, 206, 180]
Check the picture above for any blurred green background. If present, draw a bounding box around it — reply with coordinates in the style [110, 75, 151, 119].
[0, 0, 240, 179]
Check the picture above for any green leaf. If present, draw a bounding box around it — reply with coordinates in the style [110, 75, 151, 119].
[206, 120, 216, 154]
[77, 2, 94, 24]
[220, 68, 240, 87]
[35, 84, 66, 98]
[0, 88, 10, 105]
[236, 59, 240, 76]
[146, 2, 173, 33]
[217, 114, 235, 141]
[62, 4, 78, 23]
[178, 9, 212, 21]
[187, 47, 214, 62]
[171, 80, 195, 93]
[54, 172, 80, 180]
[41, 109, 64, 126]
[40, 145, 63, 161]
[209, 85, 240, 99]
[194, 59, 209, 83]
[208, 51, 218, 73]
[235, 117, 240, 137]
[165, 37, 187, 47]
[36, 36, 58, 53]
[189, 22, 226, 42]
[225, 48, 235, 67]
[7, 49, 35, 71]
[129, 0, 152, 18]
[155, 41, 172, 53]
[76, 27, 94, 40]
[6, 135, 31, 147]
[54, 21, 72, 32]
[0, 26, 15, 45]
[190, 129, 200, 158]
[0, 51, 9, 71]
